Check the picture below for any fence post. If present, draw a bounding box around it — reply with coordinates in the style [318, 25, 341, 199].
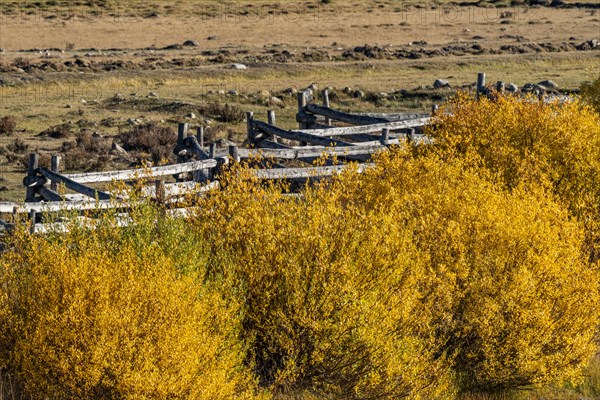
[155, 179, 165, 204]
[476, 72, 486, 100]
[25, 153, 39, 202]
[408, 128, 416, 143]
[297, 91, 307, 129]
[381, 128, 390, 145]
[267, 110, 277, 142]
[322, 89, 331, 126]
[246, 112, 255, 143]
[229, 145, 239, 163]
[50, 155, 61, 191]
[29, 209, 36, 234]
[196, 126, 204, 148]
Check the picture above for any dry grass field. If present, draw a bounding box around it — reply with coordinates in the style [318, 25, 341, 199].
[0, 0, 597, 199]
[0, 2, 599, 398]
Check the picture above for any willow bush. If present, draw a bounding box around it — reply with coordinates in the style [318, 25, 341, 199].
[422, 93, 600, 262]
[0, 206, 259, 400]
[193, 168, 454, 399]
[193, 146, 598, 396]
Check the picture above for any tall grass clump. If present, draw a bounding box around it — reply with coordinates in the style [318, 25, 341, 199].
[0, 204, 259, 399]
[423, 93, 600, 262]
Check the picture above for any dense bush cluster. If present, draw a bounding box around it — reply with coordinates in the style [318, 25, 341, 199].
[1, 93, 599, 399]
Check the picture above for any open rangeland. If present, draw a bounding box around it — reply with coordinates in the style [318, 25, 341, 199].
[0, 2, 600, 400]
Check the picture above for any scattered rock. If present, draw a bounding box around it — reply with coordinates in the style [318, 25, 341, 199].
[145, 11, 160, 18]
[113, 93, 124, 101]
[307, 83, 318, 91]
[148, 92, 158, 98]
[80, 99, 87, 105]
[228, 90, 239, 96]
[282, 87, 298, 96]
[343, 86, 353, 95]
[352, 90, 365, 99]
[258, 90, 271, 98]
[186, 113, 197, 119]
[183, 40, 199, 47]
[231, 63, 247, 70]
[65, 104, 73, 108]
[538, 80, 559, 90]
[506, 83, 519, 93]
[207, 35, 219, 40]
[433, 79, 451, 89]
[269, 96, 285, 108]
[217, 89, 225, 95]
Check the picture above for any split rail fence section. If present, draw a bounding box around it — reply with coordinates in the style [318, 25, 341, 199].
[0, 72, 494, 234]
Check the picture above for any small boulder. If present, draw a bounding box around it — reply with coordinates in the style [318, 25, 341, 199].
[353, 90, 365, 99]
[231, 63, 247, 70]
[183, 40, 199, 47]
[343, 86, 353, 95]
[433, 79, 451, 89]
[506, 83, 519, 93]
[282, 87, 298, 96]
[228, 90, 239, 96]
[538, 80, 559, 90]
[207, 35, 219, 40]
[269, 96, 285, 108]
[148, 92, 158, 98]
[186, 113, 197, 119]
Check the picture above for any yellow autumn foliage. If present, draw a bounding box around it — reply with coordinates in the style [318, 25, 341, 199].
[192, 146, 598, 396]
[0, 92, 598, 399]
[581, 72, 600, 113]
[0, 207, 259, 400]
[422, 93, 600, 262]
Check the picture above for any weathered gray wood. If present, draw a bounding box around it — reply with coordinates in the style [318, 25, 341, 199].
[476, 72, 486, 99]
[246, 112, 255, 141]
[209, 143, 217, 158]
[25, 153, 39, 201]
[381, 128, 390, 145]
[38, 168, 112, 200]
[267, 110, 277, 142]
[37, 187, 65, 202]
[63, 159, 217, 184]
[29, 209, 36, 234]
[155, 180, 166, 204]
[267, 110, 276, 126]
[305, 103, 391, 125]
[253, 120, 355, 148]
[262, 118, 430, 138]
[298, 91, 307, 129]
[431, 104, 439, 116]
[196, 126, 204, 148]
[242, 143, 389, 160]
[322, 89, 331, 126]
[407, 128, 416, 143]
[51, 155, 61, 191]
[229, 145, 239, 163]
[356, 112, 430, 121]
[140, 181, 219, 198]
[177, 123, 188, 146]
[253, 163, 374, 180]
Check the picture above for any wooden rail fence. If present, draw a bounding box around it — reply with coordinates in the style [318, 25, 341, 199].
[1, 72, 497, 234]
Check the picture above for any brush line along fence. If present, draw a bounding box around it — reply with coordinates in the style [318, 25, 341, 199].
[0, 73, 493, 234]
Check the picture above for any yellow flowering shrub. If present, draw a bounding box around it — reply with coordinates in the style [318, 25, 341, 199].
[193, 167, 453, 399]
[340, 151, 598, 391]
[192, 148, 598, 396]
[422, 93, 600, 262]
[0, 208, 259, 400]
